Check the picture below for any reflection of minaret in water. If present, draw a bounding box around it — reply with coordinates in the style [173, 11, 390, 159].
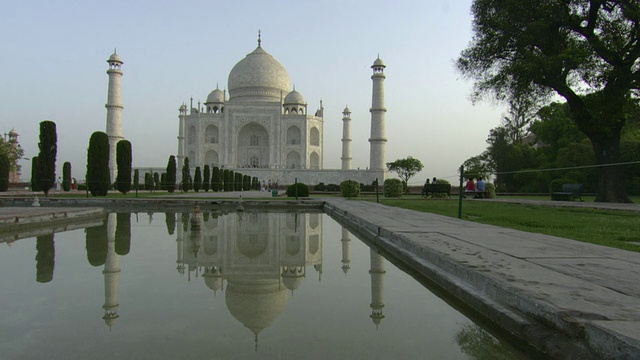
[369, 249, 386, 329]
[103, 213, 121, 329]
[341, 227, 351, 275]
[176, 212, 185, 275]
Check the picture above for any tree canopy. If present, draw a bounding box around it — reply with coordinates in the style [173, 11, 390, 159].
[457, 0, 640, 202]
[386, 156, 424, 192]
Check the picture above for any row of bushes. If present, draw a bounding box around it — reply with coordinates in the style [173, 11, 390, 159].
[287, 179, 496, 199]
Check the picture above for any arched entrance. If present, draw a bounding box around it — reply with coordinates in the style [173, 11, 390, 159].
[237, 122, 269, 168]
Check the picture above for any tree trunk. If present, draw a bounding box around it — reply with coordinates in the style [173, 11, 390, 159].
[591, 136, 631, 203]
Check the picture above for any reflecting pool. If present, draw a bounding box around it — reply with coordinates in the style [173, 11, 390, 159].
[0, 210, 533, 359]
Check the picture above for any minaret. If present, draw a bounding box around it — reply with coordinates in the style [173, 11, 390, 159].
[105, 50, 124, 183]
[369, 56, 387, 171]
[369, 249, 386, 329]
[103, 213, 121, 329]
[341, 106, 352, 170]
[177, 104, 187, 169]
[340, 227, 351, 274]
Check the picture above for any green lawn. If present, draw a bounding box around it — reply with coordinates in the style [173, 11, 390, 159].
[375, 198, 640, 252]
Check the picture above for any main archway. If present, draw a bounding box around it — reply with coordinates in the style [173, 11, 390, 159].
[237, 122, 269, 168]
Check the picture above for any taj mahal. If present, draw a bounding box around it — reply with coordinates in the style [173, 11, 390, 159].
[108, 33, 389, 185]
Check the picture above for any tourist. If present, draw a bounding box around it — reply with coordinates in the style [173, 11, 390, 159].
[475, 178, 486, 198]
[422, 178, 430, 198]
[464, 178, 475, 197]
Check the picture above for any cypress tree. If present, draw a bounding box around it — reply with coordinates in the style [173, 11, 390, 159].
[160, 173, 166, 191]
[203, 165, 210, 192]
[116, 140, 132, 195]
[181, 157, 191, 192]
[223, 169, 230, 191]
[86, 131, 110, 196]
[31, 156, 40, 191]
[212, 166, 220, 192]
[62, 162, 71, 191]
[133, 169, 139, 192]
[153, 172, 160, 190]
[0, 153, 9, 192]
[37, 120, 57, 196]
[229, 170, 235, 191]
[145, 173, 153, 191]
[166, 156, 177, 193]
[193, 166, 202, 192]
[234, 172, 242, 191]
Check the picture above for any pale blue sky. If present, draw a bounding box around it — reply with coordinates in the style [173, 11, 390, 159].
[1, 0, 506, 185]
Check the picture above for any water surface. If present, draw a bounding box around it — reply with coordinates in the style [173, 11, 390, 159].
[0, 210, 531, 359]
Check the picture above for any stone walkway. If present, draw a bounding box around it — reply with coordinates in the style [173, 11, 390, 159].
[325, 198, 640, 359]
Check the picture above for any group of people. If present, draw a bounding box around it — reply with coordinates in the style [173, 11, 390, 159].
[260, 180, 279, 192]
[464, 177, 486, 198]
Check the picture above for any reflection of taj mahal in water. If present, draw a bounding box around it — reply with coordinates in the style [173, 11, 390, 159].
[96, 210, 387, 348]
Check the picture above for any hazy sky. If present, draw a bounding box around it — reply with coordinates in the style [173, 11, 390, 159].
[2, 0, 506, 186]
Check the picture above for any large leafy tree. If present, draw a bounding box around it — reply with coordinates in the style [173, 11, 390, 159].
[457, 0, 640, 202]
[386, 156, 424, 193]
[87, 131, 110, 196]
[116, 140, 132, 195]
[0, 133, 24, 177]
[37, 120, 57, 196]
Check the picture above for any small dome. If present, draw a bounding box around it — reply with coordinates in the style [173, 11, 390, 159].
[8, 129, 18, 137]
[284, 89, 305, 105]
[206, 88, 225, 104]
[108, 51, 123, 64]
[372, 56, 385, 68]
[343, 105, 351, 114]
[228, 45, 290, 101]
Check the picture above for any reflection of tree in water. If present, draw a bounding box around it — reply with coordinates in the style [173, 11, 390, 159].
[455, 324, 522, 360]
[115, 212, 131, 256]
[86, 222, 108, 266]
[182, 213, 189, 231]
[203, 211, 209, 222]
[35, 234, 55, 283]
[165, 212, 176, 235]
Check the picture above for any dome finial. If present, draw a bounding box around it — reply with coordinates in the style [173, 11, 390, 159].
[258, 30, 261, 47]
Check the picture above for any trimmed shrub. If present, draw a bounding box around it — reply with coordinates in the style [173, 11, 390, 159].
[87, 131, 110, 196]
[485, 182, 496, 199]
[212, 166, 220, 192]
[31, 156, 40, 191]
[133, 169, 140, 192]
[62, 162, 71, 191]
[37, 120, 58, 196]
[384, 179, 403, 198]
[203, 165, 210, 192]
[314, 182, 326, 191]
[326, 183, 340, 191]
[193, 166, 202, 192]
[340, 179, 361, 198]
[0, 153, 9, 192]
[223, 169, 230, 191]
[165, 156, 177, 193]
[286, 182, 309, 197]
[234, 172, 242, 191]
[432, 179, 451, 198]
[116, 140, 132, 194]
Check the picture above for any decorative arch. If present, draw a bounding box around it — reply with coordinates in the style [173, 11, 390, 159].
[287, 125, 301, 145]
[286, 151, 301, 169]
[309, 213, 319, 230]
[309, 235, 320, 255]
[205, 125, 219, 143]
[205, 150, 218, 168]
[310, 151, 320, 169]
[188, 126, 196, 144]
[310, 127, 320, 146]
[237, 122, 269, 168]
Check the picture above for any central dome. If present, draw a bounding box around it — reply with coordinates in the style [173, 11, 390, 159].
[228, 45, 290, 102]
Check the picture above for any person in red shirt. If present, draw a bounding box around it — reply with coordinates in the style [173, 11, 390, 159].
[464, 178, 475, 198]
